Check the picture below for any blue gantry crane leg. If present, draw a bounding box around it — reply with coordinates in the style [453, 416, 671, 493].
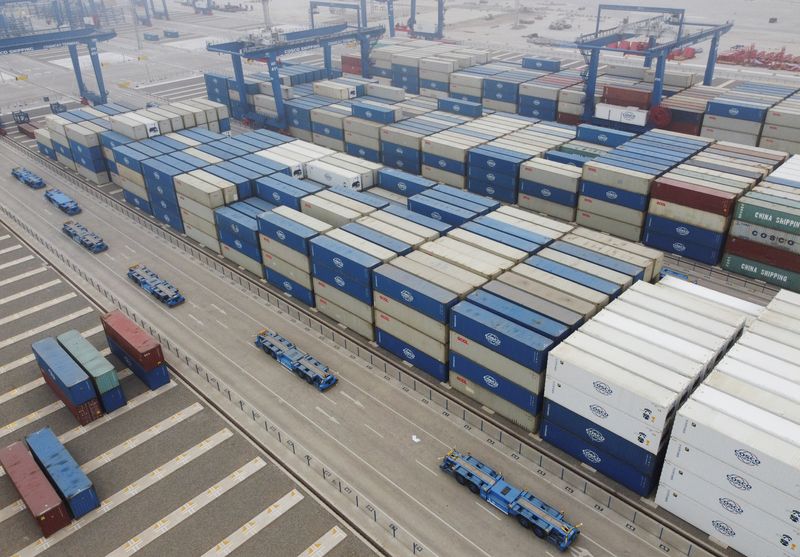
[309, 0, 367, 29]
[209, 23, 385, 129]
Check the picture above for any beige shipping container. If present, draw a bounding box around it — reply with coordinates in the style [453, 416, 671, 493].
[316, 295, 375, 340]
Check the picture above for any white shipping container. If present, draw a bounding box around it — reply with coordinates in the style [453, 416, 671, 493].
[375, 310, 445, 362]
[775, 288, 800, 308]
[434, 236, 515, 272]
[117, 166, 144, 188]
[737, 331, 800, 367]
[273, 205, 332, 235]
[326, 229, 396, 262]
[447, 229, 527, 262]
[450, 372, 539, 432]
[764, 300, 800, 321]
[656, 483, 798, 557]
[582, 161, 653, 195]
[375, 291, 447, 341]
[221, 243, 261, 275]
[262, 251, 312, 290]
[300, 196, 361, 227]
[189, 169, 237, 204]
[496, 271, 597, 318]
[561, 233, 652, 281]
[370, 211, 440, 241]
[450, 331, 546, 395]
[572, 226, 662, 273]
[576, 210, 642, 243]
[313, 278, 373, 322]
[547, 342, 679, 430]
[725, 344, 800, 385]
[544, 376, 669, 452]
[648, 198, 729, 234]
[392, 256, 475, 296]
[518, 196, 577, 223]
[578, 196, 645, 227]
[357, 216, 424, 247]
[306, 160, 364, 190]
[658, 275, 764, 320]
[118, 176, 148, 201]
[260, 235, 310, 272]
[174, 174, 225, 208]
[185, 222, 221, 253]
[519, 159, 582, 192]
[628, 281, 746, 330]
[662, 443, 800, 525]
[747, 320, 800, 351]
[672, 399, 800, 495]
[496, 206, 574, 235]
[705, 367, 800, 425]
[180, 208, 216, 238]
[418, 242, 501, 279]
[316, 295, 374, 340]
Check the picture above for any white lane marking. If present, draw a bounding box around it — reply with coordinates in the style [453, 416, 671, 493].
[42, 208, 53, 216]
[0, 401, 202, 522]
[0, 292, 77, 325]
[341, 391, 364, 408]
[315, 406, 340, 425]
[321, 393, 337, 405]
[0, 279, 61, 306]
[107, 188, 122, 195]
[105, 252, 116, 261]
[0, 244, 22, 255]
[188, 300, 199, 308]
[210, 303, 227, 315]
[416, 460, 439, 477]
[0, 380, 175, 478]
[475, 501, 502, 521]
[215, 319, 229, 329]
[0, 306, 93, 349]
[124, 244, 136, 254]
[298, 526, 347, 556]
[363, 424, 384, 438]
[0, 401, 62, 439]
[244, 340, 260, 350]
[201, 489, 304, 557]
[580, 535, 613, 557]
[107, 458, 266, 556]
[0, 267, 47, 287]
[188, 313, 205, 326]
[0, 255, 34, 271]
[0, 234, 10, 241]
[0, 377, 45, 405]
[0, 324, 103, 375]
[13, 429, 234, 557]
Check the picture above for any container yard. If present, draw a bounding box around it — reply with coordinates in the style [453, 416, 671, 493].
[1, 1, 799, 557]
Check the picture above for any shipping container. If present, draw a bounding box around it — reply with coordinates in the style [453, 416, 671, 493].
[31, 338, 96, 406]
[0, 442, 70, 537]
[26, 428, 99, 519]
[101, 310, 164, 371]
[57, 329, 120, 394]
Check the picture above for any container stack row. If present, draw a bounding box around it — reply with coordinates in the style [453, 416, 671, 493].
[643, 142, 788, 264]
[759, 90, 800, 155]
[542, 278, 750, 496]
[656, 289, 800, 557]
[0, 427, 99, 538]
[722, 155, 800, 290]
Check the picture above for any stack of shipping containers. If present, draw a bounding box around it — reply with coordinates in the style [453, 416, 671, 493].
[656, 290, 800, 557]
[101, 310, 170, 390]
[57, 329, 126, 413]
[759, 91, 800, 154]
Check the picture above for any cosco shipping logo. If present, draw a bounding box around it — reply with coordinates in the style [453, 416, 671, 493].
[726, 474, 752, 491]
[400, 290, 414, 303]
[334, 276, 346, 288]
[719, 498, 744, 515]
[282, 281, 293, 291]
[483, 375, 499, 389]
[672, 242, 686, 252]
[402, 347, 415, 360]
[332, 257, 344, 269]
[585, 428, 605, 443]
[734, 449, 761, 466]
[593, 381, 613, 396]
[431, 211, 442, 220]
[581, 449, 601, 464]
[397, 182, 407, 191]
[605, 190, 618, 200]
[712, 521, 736, 537]
[676, 226, 690, 236]
[597, 134, 608, 143]
[272, 192, 281, 201]
[276, 230, 286, 241]
[541, 188, 552, 197]
[621, 111, 636, 121]
[484, 333, 501, 346]
[728, 107, 740, 116]
[590, 405, 608, 419]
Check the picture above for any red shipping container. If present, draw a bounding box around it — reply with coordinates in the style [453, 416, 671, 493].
[0, 442, 71, 537]
[666, 121, 701, 135]
[41, 369, 103, 426]
[18, 123, 38, 139]
[651, 178, 738, 216]
[557, 112, 581, 125]
[603, 85, 651, 110]
[725, 236, 800, 274]
[101, 310, 164, 371]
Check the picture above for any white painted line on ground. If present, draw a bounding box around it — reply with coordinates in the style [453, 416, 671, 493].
[0, 234, 10, 241]
[0, 377, 45, 405]
[363, 424, 384, 438]
[82, 324, 103, 338]
[0, 306, 93, 349]
[321, 393, 336, 405]
[298, 526, 347, 556]
[105, 252, 116, 261]
[0, 292, 77, 326]
[201, 489, 304, 557]
[124, 245, 136, 254]
[244, 340, 259, 350]
[42, 208, 53, 216]
[13, 429, 234, 557]
[107, 188, 123, 195]
[475, 501, 502, 521]
[0, 378, 173, 479]
[0, 354, 36, 375]
[314, 406, 339, 425]
[415, 460, 439, 477]
[210, 303, 227, 315]
[0, 279, 61, 306]
[0, 402, 204, 523]
[0, 267, 47, 287]
[340, 392, 364, 408]
[188, 313, 204, 326]
[107, 457, 266, 556]
[0, 244, 22, 255]
[215, 319, 229, 330]
[0, 255, 34, 271]
[0, 401, 62, 440]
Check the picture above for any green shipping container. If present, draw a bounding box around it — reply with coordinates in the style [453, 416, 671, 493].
[735, 195, 800, 235]
[57, 330, 120, 394]
[721, 254, 800, 292]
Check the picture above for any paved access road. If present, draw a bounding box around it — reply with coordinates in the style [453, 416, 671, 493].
[0, 146, 718, 557]
[0, 220, 375, 557]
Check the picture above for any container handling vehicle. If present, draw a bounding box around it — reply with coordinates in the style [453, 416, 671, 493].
[255, 327, 338, 391]
[127, 264, 185, 307]
[11, 167, 45, 188]
[61, 221, 108, 253]
[44, 188, 81, 215]
[440, 449, 581, 551]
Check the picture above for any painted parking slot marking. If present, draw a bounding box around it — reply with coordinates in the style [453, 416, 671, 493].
[0, 234, 10, 241]
[107, 457, 266, 556]
[0, 307, 94, 349]
[363, 424, 384, 438]
[12, 429, 234, 557]
[0, 267, 47, 288]
[0, 279, 61, 306]
[0, 244, 22, 255]
[201, 490, 304, 556]
[0, 401, 202, 523]
[0, 255, 35, 271]
[0, 293, 78, 326]
[0, 401, 63, 440]
[0, 377, 45, 405]
[298, 526, 347, 556]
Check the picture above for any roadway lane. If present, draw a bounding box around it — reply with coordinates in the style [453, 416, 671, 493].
[0, 147, 682, 557]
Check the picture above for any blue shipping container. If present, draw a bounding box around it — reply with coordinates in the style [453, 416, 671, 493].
[31, 338, 95, 406]
[376, 329, 448, 382]
[373, 264, 458, 322]
[450, 351, 542, 414]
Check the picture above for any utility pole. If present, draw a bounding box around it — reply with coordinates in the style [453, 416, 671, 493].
[261, 0, 271, 30]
